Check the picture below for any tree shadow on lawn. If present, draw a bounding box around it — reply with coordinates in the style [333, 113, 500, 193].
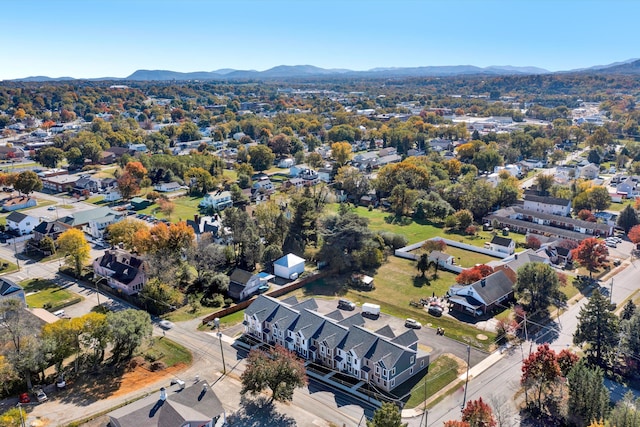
[301, 277, 350, 297]
[226, 395, 296, 427]
[55, 363, 126, 406]
[413, 275, 430, 288]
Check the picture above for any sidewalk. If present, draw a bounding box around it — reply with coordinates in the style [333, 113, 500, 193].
[401, 350, 505, 418]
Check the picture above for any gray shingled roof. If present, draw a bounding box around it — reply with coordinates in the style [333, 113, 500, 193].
[490, 235, 513, 247]
[470, 270, 514, 306]
[524, 194, 571, 206]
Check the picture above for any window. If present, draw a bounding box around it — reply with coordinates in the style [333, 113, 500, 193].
[391, 379, 395, 387]
[391, 368, 395, 376]
[383, 369, 387, 377]
[410, 356, 415, 364]
[410, 367, 414, 374]
[375, 366, 380, 374]
[421, 360, 425, 367]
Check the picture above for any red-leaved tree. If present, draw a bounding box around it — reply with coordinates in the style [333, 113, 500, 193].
[456, 265, 494, 284]
[557, 349, 580, 377]
[521, 344, 562, 415]
[462, 397, 497, 427]
[629, 224, 640, 246]
[571, 237, 609, 278]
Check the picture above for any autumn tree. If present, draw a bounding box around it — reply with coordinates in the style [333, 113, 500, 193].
[571, 237, 609, 279]
[105, 218, 148, 252]
[514, 262, 565, 313]
[331, 141, 353, 166]
[138, 278, 183, 314]
[535, 174, 554, 195]
[367, 401, 407, 427]
[629, 224, 640, 246]
[13, 170, 42, 195]
[116, 172, 140, 200]
[135, 221, 195, 256]
[456, 265, 494, 285]
[521, 344, 562, 415]
[525, 235, 541, 250]
[557, 349, 579, 377]
[57, 228, 91, 277]
[421, 239, 447, 253]
[124, 161, 148, 180]
[240, 345, 307, 403]
[461, 397, 497, 427]
[574, 289, 619, 366]
[157, 198, 175, 219]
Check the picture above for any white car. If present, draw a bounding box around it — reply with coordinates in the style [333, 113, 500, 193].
[405, 318, 422, 329]
[159, 320, 174, 330]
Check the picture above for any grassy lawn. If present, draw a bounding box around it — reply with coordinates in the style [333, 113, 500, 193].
[404, 355, 461, 408]
[198, 309, 246, 331]
[22, 278, 82, 309]
[324, 204, 527, 247]
[85, 195, 106, 204]
[223, 169, 238, 181]
[443, 247, 499, 268]
[607, 200, 634, 213]
[92, 167, 118, 179]
[141, 337, 192, 367]
[0, 258, 19, 274]
[137, 195, 204, 222]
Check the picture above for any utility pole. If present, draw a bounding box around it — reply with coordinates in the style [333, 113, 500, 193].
[214, 318, 226, 374]
[610, 277, 614, 305]
[421, 370, 428, 427]
[461, 345, 471, 411]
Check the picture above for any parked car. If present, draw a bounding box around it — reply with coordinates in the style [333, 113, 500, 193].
[257, 285, 270, 294]
[19, 393, 30, 403]
[338, 299, 356, 310]
[613, 258, 622, 266]
[56, 377, 66, 389]
[405, 318, 422, 329]
[428, 305, 444, 317]
[34, 388, 47, 402]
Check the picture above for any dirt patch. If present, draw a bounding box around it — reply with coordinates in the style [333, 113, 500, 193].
[476, 334, 488, 341]
[111, 363, 188, 397]
[441, 352, 468, 375]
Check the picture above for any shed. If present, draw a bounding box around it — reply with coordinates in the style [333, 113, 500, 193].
[274, 253, 305, 280]
[130, 197, 151, 210]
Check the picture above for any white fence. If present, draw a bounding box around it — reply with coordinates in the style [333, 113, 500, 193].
[394, 236, 509, 274]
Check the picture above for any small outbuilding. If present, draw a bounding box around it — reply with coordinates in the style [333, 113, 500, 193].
[274, 253, 305, 280]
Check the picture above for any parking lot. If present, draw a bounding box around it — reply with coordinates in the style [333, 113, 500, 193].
[311, 298, 487, 367]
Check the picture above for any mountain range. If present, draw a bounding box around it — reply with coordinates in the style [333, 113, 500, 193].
[8, 58, 640, 82]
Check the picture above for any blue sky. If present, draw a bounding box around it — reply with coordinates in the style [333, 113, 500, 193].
[1, 0, 638, 80]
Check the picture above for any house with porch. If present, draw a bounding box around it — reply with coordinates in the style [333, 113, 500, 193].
[447, 270, 514, 317]
[200, 190, 233, 210]
[243, 295, 429, 392]
[59, 206, 124, 239]
[93, 248, 147, 295]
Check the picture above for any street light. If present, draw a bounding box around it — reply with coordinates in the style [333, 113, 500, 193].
[16, 403, 25, 427]
[214, 318, 226, 375]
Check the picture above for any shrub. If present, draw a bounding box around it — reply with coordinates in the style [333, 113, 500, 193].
[150, 361, 167, 372]
[465, 225, 477, 235]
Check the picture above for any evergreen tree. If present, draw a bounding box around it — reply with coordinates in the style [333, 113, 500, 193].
[367, 402, 407, 427]
[566, 360, 609, 427]
[618, 204, 639, 234]
[574, 289, 620, 366]
[622, 300, 636, 321]
[609, 391, 640, 427]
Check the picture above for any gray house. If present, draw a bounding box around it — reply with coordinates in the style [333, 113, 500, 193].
[244, 295, 429, 392]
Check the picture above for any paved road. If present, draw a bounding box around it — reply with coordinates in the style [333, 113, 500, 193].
[416, 258, 640, 426]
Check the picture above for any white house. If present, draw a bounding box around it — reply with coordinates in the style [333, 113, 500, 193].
[289, 164, 312, 177]
[5, 211, 38, 235]
[523, 194, 572, 216]
[104, 190, 122, 202]
[486, 235, 515, 255]
[278, 158, 295, 168]
[274, 253, 305, 280]
[153, 182, 182, 192]
[127, 143, 148, 153]
[199, 190, 233, 210]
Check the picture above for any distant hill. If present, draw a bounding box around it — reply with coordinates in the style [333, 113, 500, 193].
[9, 59, 640, 82]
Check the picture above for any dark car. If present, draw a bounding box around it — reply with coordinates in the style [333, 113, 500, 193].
[428, 305, 444, 317]
[338, 299, 356, 310]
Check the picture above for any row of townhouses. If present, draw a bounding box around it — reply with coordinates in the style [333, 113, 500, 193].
[244, 295, 430, 392]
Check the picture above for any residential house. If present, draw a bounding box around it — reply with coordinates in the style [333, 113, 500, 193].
[243, 295, 429, 392]
[317, 167, 333, 183]
[1, 196, 36, 212]
[93, 248, 147, 295]
[228, 269, 274, 301]
[579, 163, 600, 180]
[0, 278, 25, 306]
[278, 157, 295, 168]
[127, 143, 148, 153]
[289, 164, 312, 178]
[59, 206, 124, 239]
[129, 197, 151, 210]
[99, 150, 117, 165]
[523, 194, 572, 216]
[107, 381, 225, 427]
[252, 176, 275, 195]
[494, 164, 522, 178]
[200, 190, 233, 210]
[428, 139, 453, 152]
[447, 270, 514, 317]
[104, 189, 122, 202]
[73, 175, 99, 194]
[486, 235, 515, 255]
[153, 181, 182, 192]
[428, 251, 455, 268]
[0, 146, 24, 160]
[105, 146, 133, 160]
[274, 253, 305, 280]
[32, 220, 70, 243]
[100, 177, 118, 190]
[493, 249, 551, 283]
[186, 214, 221, 239]
[284, 178, 306, 190]
[5, 211, 38, 235]
[616, 177, 639, 198]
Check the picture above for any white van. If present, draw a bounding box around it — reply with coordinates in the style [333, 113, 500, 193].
[53, 309, 65, 317]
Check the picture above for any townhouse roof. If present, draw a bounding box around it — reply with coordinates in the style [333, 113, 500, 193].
[523, 194, 571, 206]
[511, 206, 611, 233]
[486, 214, 588, 241]
[59, 206, 121, 226]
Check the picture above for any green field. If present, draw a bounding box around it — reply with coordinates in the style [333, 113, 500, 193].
[138, 195, 204, 222]
[325, 204, 527, 247]
[404, 355, 460, 408]
[142, 337, 192, 367]
[0, 258, 18, 274]
[22, 278, 82, 309]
